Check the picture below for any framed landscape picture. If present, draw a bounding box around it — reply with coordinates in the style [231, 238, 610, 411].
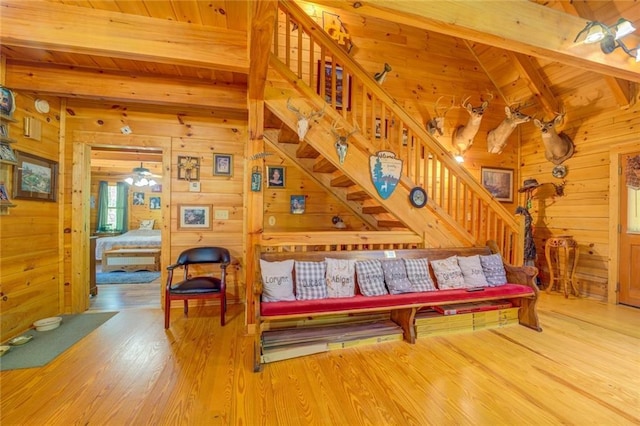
[481, 167, 514, 203]
[13, 150, 58, 202]
[178, 204, 212, 230]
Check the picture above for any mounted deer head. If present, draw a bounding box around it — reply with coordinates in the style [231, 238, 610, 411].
[426, 96, 455, 137]
[452, 92, 493, 154]
[486, 105, 532, 154]
[287, 98, 325, 141]
[331, 120, 358, 164]
[533, 110, 575, 165]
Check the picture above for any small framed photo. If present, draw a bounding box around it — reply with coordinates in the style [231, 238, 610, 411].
[290, 195, 305, 214]
[0, 182, 11, 203]
[0, 123, 8, 137]
[178, 204, 212, 230]
[317, 60, 352, 110]
[177, 155, 200, 181]
[267, 166, 285, 188]
[213, 153, 233, 177]
[151, 184, 162, 193]
[481, 167, 514, 203]
[13, 150, 58, 202]
[132, 192, 145, 205]
[0, 86, 16, 117]
[149, 196, 161, 210]
[0, 142, 17, 163]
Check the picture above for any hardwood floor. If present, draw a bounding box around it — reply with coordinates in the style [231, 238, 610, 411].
[89, 282, 161, 311]
[2, 293, 639, 425]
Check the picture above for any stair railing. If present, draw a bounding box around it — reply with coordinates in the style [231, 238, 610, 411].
[272, 0, 523, 264]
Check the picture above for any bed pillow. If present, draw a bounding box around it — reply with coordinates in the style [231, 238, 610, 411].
[139, 219, 155, 230]
[259, 259, 295, 302]
[430, 256, 466, 289]
[355, 259, 387, 296]
[380, 259, 413, 294]
[480, 253, 508, 286]
[295, 261, 327, 300]
[403, 258, 437, 292]
[457, 255, 489, 287]
[325, 258, 356, 298]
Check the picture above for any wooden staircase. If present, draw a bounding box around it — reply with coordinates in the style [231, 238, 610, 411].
[263, 0, 524, 264]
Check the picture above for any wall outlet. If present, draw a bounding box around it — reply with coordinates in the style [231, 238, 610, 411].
[214, 209, 229, 220]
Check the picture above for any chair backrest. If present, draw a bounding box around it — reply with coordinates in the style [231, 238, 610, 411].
[176, 247, 231, 266]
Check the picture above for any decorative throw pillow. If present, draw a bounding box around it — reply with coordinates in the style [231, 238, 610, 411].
[259, 259, 295, 302]
[294, 261, 327, 300]
[480, 253, 508, 286]
[430, 256, 466, 289]
[139, 219, 155, 230]
[355, 259, 388, 296]
[457, 255, 489, 287]
[325, 258, 356, 298]
[403, 258, 437, 292]
[380, 259, 413, 294]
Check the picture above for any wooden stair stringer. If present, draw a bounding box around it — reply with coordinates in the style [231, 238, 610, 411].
[264, 93, 472, 247]
[263, 129, 383, 231]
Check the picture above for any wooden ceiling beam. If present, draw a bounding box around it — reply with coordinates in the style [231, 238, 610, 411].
[5, 62, 247, 112]
[0, 0, 249, 74]
[309, 0, 640, 83]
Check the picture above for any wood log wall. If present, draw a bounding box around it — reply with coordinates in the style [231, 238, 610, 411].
[0, 91, 63, 340]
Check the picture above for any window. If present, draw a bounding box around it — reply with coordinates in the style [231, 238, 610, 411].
[628, 187, 640, 234]
[105, 184, 120, 231]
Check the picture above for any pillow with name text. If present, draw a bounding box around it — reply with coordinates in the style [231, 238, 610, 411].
[380, 259, 413, 294]
[325, 258, 356, 298]
[260, 259, 295, 302]
[295, 261, 327, 300]
[480, 253, 508, 286]
[457, 255, 489, 287]
[355, 259, 387, 296]
[430, 256, 466, 289]
[403, 258, 437, 292]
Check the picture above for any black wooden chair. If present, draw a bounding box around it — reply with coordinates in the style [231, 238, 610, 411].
[165, 246, 230, 328]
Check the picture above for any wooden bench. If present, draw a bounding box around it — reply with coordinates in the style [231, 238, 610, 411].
[253, 244, 540, 371]
[102, 248, 161, 272]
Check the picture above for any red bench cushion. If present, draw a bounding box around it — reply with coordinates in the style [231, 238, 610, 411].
[260, 284, 534, 317]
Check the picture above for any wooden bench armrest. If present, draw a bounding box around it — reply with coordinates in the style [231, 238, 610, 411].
[504, 264, 539, 289]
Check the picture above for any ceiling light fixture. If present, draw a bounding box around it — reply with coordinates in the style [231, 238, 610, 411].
[574, 18, 639, 61]
[124, 163, 158, 187]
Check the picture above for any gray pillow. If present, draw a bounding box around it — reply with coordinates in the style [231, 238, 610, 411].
[430, 256, 466, 289]
[457, 255, 489, 287]
[260, 259, 295, 302]
[403, 258, 437, 292]
[380, 259, 413, 294]
[480, 253, 508, 286]
[355, 259, 388, 296]
[295, 261, 327, 300]
[325, 258, 356, 298]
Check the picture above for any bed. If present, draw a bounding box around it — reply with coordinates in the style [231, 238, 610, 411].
[95, 229, 161, 260]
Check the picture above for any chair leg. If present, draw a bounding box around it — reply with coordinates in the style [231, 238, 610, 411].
[164, 292, 170, 329]
[220, 294, 226, 326]
[183, 300, 189, 316]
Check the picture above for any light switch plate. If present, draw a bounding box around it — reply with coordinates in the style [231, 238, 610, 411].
[214, 210, 229, 220]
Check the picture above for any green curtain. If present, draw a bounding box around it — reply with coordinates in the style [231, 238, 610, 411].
[96, 181, 110, 232]
[115, 182, 129, 233]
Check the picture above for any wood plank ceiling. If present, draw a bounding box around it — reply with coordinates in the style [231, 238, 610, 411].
[1, 0, 638, 119]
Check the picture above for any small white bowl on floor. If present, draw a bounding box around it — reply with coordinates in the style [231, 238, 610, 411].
[33, 317, 62, 331]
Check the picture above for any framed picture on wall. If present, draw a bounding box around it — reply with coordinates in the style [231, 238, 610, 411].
[481, 167, 514, 203]
[132, 192, 145, 205]
[12, 150, 58, 202]
[0, 182, 11, 203]
[177, 156, 200, 181]
[0, 142, 17, 163]
[267, 166, 285, 188]
[316, 60, 351, 110]
[0, 86, 16, 117]
[213, 153, 233, 177]
[290, 195, 305, 214]
[149, 196, 161, 210]
[178, 204, 212, 230]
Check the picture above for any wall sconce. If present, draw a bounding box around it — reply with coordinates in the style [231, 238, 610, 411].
[332, 215, 347, 229]
[374, 63, 392, 84]
[574, 18, 639, 61]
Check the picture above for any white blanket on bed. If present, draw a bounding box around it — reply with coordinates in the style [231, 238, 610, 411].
[95, 229, 161, 260]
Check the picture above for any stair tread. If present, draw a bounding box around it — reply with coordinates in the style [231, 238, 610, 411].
[331, 174, 354, 187]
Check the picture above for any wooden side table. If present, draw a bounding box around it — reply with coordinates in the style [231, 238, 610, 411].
[545, 236, 579, 298]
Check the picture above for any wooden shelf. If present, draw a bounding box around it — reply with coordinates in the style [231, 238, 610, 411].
[0, 136, 17, 144]
[0, 201, 16, 215]
[0, 113, 18, 123]
[0, 158, 17, 166]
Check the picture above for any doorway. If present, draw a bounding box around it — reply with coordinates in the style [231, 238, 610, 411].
[619, 151, 640, 308]
[71, 133, 171, 314]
